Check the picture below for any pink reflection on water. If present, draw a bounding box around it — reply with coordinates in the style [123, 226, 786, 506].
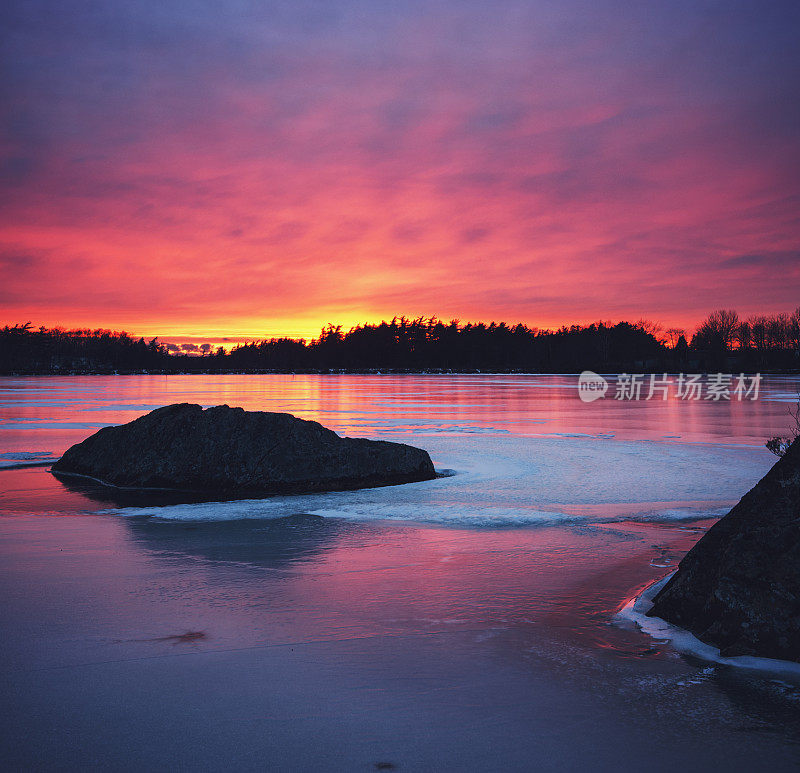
[0, 500, 706, 668]
[1, 374, 797, 460]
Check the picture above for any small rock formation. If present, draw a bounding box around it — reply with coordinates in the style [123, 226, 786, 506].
[647, 437, 800, 662]
[52, 403, 436, 493]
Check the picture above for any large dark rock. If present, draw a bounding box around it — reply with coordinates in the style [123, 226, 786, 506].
[52, 403, 436, 494]
[647, 438, 800, 661]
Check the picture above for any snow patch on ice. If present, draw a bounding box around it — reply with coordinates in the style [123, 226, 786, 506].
[0, 451, 53, 460]
[106, 498, 730, 528]
[617, 575, 800, 679]
[0, 421, 112, 430]
[533, 431, 616, 439]
[111, 498, 584, 528]
[630, 506, 729, 522]
[0, 451, 59, 468]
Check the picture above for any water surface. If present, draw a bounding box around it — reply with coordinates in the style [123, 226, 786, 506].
[1, 375, 799, 771]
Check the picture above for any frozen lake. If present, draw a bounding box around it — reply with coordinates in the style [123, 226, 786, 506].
[1, 374, 799, 770]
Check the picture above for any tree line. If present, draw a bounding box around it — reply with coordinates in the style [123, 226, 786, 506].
[1, 310, 798, 375]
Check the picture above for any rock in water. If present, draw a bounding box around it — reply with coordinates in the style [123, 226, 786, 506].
[52, 403, 437, 493]
[647, 438, 800, 661]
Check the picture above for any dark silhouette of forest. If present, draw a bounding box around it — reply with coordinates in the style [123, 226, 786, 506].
[2, 310, 799, 375]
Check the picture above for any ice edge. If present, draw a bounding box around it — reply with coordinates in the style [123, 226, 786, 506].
[617, 573, 800, 679]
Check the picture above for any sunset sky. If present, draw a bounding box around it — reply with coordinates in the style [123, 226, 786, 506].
[1, 0, 799, 342]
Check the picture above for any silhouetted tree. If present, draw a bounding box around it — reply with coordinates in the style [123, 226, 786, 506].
[695, 309, 740, 352]
[2, 311, 799, 374]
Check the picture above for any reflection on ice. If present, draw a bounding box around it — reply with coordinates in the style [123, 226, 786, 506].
[124, 513, 349, 570]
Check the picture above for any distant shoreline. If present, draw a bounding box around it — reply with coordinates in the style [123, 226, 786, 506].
[5, 315, 800, 376]
[2, 368, 798, 377]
